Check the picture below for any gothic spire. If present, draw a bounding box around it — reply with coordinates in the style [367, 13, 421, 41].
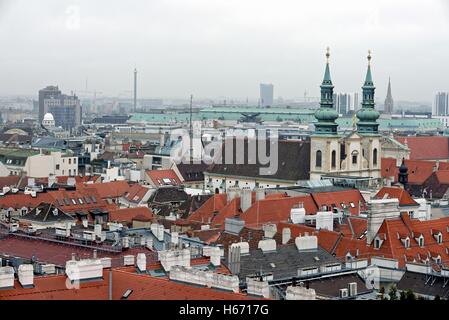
[384, 77, 394, 114]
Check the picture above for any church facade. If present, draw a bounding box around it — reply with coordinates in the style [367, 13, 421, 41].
[310, 49, 382, 185]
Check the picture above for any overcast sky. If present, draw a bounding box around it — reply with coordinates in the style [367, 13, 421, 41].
[0, 0, 448, 102]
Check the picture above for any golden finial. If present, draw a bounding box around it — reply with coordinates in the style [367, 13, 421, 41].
[326, 47, 330, 63]
[368, 50, 372, 65]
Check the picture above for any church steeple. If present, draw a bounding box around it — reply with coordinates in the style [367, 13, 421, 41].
[384, 77, 394, 114]
[356, 50, 380, 134]
[314, 48, 339, 135]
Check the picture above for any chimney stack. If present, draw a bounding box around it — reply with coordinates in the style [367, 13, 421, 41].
[136, 253, 147, 273]
[18, 265, 34, 288]
[240, 187, 252, 212]
[0, 266, 14, 289]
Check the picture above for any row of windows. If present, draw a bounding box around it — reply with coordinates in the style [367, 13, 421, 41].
[315, 149, 378, 168]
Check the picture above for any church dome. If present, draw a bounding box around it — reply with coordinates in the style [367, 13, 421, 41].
[43, 113, 55, 122]
[315, 108, 339, 122]
[356, 108, 380, 122]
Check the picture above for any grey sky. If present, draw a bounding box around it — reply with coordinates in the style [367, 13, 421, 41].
[0, 0, 448, 102]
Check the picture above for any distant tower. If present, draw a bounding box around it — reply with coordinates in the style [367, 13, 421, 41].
[384, 77, 394, 114]
[134, 68, 138, 112]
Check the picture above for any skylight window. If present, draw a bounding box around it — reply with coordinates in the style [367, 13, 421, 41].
[349, 202, 356, 208]
[121, 289, 133, 300]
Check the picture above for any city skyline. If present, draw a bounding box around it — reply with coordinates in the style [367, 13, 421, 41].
[0, 0, 448, 101]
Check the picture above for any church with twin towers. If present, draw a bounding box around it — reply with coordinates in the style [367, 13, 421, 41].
[310, 49, 382, 186]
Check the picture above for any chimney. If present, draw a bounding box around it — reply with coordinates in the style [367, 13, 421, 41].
[228, 245, 241, 275]
[240, 187, 252, 212]
[94, 224, 102, 238]
[366, 199, 400, 244]
[18, 264, 34, 288]
[67, 177, 76, 186]
[227, 186, 240, 203]
[348, 282, 358, 297]
[263, 224, 277, 239]
[136, 253, 147, 272]
[282, 228, 291, 245]
[71, 253, 76, 261]
[93, 250, 98, 259]
[123, 255, 135, 266]
[48, 175, 56, 188]
[255, 187, 265, 201]
[230, 242, 249, 255]
[224, 218, 245, 235]
[295, 235, 318, 251]
[290, 203, 306, 224]
[65, 259, 103, 282]
[28, 178, 36, 188]
[0, 266, 15, 289]
[258, 239, 276, 253]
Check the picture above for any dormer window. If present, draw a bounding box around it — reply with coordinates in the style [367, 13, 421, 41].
[416, 235, 424, 247]
[401, 237, 410, 248]
[433, 232, 443, 244]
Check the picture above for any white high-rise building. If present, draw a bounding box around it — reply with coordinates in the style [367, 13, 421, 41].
[333, 93, 359, 115]
[433, 92, 449, 116]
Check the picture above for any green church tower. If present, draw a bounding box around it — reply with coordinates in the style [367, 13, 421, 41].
[314, 48, 339, 135]
[356, 50, 380, 134]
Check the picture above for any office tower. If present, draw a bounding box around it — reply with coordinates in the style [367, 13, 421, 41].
[38, 86, 61, 123]
[334, 93, 353, 115]
[39, 86, 81, 130]
[433, 92, 449, 116]
[260, 83, 274, 107]
[351, 93, 359, 112]
[384, 77, 394, 114]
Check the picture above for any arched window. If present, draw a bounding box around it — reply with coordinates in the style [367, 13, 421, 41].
[373, 148, 378, 166]
[352, 151, 358, 165]
[331, 150, 336, 169]
[316, 150, 322, 168]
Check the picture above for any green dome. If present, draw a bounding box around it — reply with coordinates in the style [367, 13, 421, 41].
[315, 108, 338, 122]
[356, 108, 380, 122]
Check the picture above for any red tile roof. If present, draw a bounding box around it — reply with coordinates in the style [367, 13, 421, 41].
[0, 188, 113, 215]
[435, 170, 449, 184]
[369, 213, 449, 267]
[0, 235, 157, 267]
[375, 187, 419, 207]
[381, 158, 437, 185]
[76, 181, 131, 199]
[146, 170, 181, 187]
[395, 136, 449, 160]
[123, 183, 151, 204]
[0, 176, 20, 189]
[241, 195, 318, 229]
[188, 194, 228, 224]
[109, 207, 155, 224]
[0, 268, 257, 300]
[311, 189, 366, 215]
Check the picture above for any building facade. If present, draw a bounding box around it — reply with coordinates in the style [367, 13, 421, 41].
[310, 50, 382, 184]
[39, 86, 82, 130]
[38, 86, 61, 123]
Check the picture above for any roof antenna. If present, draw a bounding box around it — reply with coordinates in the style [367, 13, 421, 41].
[189, 94, 194, 163]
